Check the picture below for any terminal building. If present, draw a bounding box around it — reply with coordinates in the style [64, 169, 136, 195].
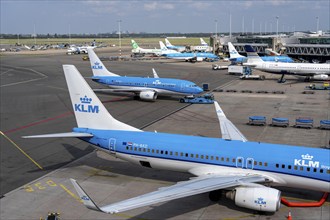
[212, 32, 330, 63]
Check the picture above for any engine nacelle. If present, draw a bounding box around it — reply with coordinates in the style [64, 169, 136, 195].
[226, 187, 281, 212]
[139, 90, 157, 101]
[312, 74, 329, 80]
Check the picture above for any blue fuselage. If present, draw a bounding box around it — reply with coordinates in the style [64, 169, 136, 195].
[74, 127, 330, 192]
[92, 76, 203, 95]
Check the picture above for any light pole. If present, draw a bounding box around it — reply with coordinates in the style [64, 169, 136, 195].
[118, 20, 122, 59]
[276, 16, 279, 39]
[316, 16, 319, 32]
[215, 19, 218, 37]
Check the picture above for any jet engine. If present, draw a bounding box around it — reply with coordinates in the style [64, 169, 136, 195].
[311, 74, 329, 81]
[139, 90, 157, 101]
[226, 187, 281, 212]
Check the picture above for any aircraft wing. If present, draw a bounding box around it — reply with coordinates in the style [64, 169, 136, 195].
[22, 132, 93, 138]
[214, 101, 248, 142]
[71, 175, 265, 214]
[93, 88, 156, 93]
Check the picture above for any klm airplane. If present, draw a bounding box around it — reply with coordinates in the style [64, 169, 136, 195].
[163, 52, 219, 62]
[23, 65, 330, 214]
[87, 48, 203, 101]
[165, 38, 186, 52]
[228, 42, 294, 64]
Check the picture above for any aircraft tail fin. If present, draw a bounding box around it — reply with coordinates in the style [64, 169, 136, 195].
[228, 42, 245, 59]
[131, 39, 140, 49]
[200, 38, 208, 46]
[87, 48, 119, 77]
[159, 41, 168, 50]
[165, 39, 173, 47]
[152, 68, 159, 78]
[63, 65, 141, 131]
[244, 45, 264, 63]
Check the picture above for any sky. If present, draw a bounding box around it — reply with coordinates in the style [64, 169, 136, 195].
[1, 0, 329, 35]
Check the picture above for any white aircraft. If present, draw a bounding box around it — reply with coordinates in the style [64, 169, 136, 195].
[131, 39, 162, 56]
[67, 41, 96, 55]
[244, 45, 330, 82]
[23, 65, 330, 214]
[189, 38, 212, 52]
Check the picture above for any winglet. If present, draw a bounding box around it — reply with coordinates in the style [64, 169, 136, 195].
[70, 179, 101, 212]
[214, 101, 248, 142]
[152, 68, 159, 78]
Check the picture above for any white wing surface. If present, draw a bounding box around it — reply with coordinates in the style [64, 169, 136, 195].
[214, 101, 248, 142]
[71, 175, 265, 214]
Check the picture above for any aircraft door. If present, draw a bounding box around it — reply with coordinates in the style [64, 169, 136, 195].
[246, 158, 254, 170]
[236, 157, 244, 168]
[109, 138, 116, 154]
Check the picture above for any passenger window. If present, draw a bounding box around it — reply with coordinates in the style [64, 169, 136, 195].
[216, 156, 219, 160]
[152, 149, 155, 153]
[259, 162, 262, 166]
[165, 151, 168, 155]
[232, 158, 236, 163]
[126, 146, 129, 150]
[175, 152, 178, 156]
[156, 150, 159, 154]
[180, 152, 183, 157]
[221, 157, 224, 161]
[255, 161, 259, 166]
[300, 167, 304, 171]
[264, 162, 268, 167]
[185, 153, 188, 157]
[190, 154, 194, 158]
[210, 156, 214, 160]
[288, 165, 292, 169]
[320, 169, 323, 173]
[206, 155, 209, 160]
[282, 164, 285, 168]
[226, 158, 229, 162]
[170, 151, 173, 155]
[307, 167, 310, 172]
[276, 164, 279, 168]
[201, 155, 204, 159]
[134, 147, 137, 151]
[161, 150, 163, 154]
[147, 149, 150, 153]
[196, 154, 199, 158]
[294, 166, 298, 170]
[313, 168, 317, 172]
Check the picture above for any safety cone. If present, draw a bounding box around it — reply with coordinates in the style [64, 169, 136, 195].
[287, 211, 292, 220]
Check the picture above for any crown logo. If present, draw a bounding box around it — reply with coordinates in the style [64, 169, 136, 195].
[301, 154, 313, 160]
[80, 95, 92, 104]
[94, 62, 100, 66]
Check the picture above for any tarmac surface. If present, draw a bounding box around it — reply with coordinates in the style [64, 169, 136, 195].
[1, 47, 329, 219]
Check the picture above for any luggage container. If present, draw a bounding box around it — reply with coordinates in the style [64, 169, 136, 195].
[320, 120, 330, 130]
[248, 116, 266, 126]
[271, 117, 289, 127]
[294, 117, 313, 129]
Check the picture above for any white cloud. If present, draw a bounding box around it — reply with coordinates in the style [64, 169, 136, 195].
[144, 2, 175, 11]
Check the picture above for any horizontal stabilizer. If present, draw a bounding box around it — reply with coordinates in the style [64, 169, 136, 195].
[22, 132, 93, 139]
[214, 101, 248, 142]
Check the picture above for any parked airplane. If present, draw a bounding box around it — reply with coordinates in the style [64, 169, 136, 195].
[188, 38, 212, 52]
[87, 48, 203, 101]
[244, 45, 330, 82]
[23, 64, 330, 214]
[228, 42, 294, 64]
[131, 39, 162, 56]
[158, 41, 180, 55]
[165, 38, 186, 52]
[67, 41, 96, 55]
[163, 52, 219, 62]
